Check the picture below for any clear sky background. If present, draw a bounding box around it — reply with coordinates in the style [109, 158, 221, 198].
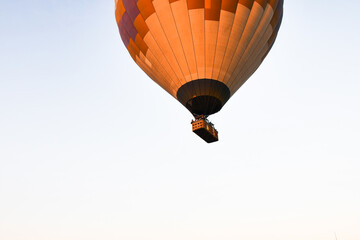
[0, 1, 359, 240]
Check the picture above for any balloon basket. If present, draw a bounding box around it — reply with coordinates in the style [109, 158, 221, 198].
[191, 115, 218, 143]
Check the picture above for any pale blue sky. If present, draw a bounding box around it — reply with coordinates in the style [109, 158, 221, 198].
[1, 1, 360, 240]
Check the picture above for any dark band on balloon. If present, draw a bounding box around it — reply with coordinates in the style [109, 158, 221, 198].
[177, 79, 230, 115]
[118, 0, 151, 60]
[268, 0, 279, 9]
[221, 0, 238, 13]
[240, 0, 255, 9]
[137, 0, 155, 20]
[187, 0, 205, 10]
[262, 0, 283, 61]
[255, 0, 268, 9]
[205, 0, 221, 21]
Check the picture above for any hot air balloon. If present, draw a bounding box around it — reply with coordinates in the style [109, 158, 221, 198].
[115, 0, 283, 143]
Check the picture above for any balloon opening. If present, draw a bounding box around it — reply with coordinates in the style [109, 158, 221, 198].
[177, 79, 230, 116]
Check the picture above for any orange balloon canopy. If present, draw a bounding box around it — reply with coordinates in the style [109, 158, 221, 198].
[115, 0, 283, 116]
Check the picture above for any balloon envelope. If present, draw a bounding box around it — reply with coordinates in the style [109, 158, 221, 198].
[115, 0, 283, 115]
